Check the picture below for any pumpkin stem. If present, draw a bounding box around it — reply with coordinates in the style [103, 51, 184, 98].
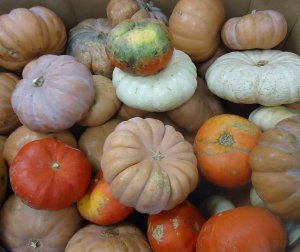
[32, 76, 45, 87]
[29, 239, 41, 249]
[143, 3, 150, 10]
[251, 9, 257, 15]
[151, 150, 164, 160]
[52, 162, 60, 170]
[256, 60, 269, 67]
[218, 132, 235, 146]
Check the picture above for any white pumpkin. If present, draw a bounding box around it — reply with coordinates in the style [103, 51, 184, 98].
[249, 106, 300, 131]
[206, 50, 300, 106]
[112, 49, 197, 112]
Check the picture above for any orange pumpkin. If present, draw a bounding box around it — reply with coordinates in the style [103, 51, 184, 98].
[194, 114, 261, 188]
[196, 206, 287, 252]
[147, 201, 206, 252]
[0, 6, 67, 71]
[169, 0, 225, 62]
[0, 73, 20, 134]
[77, 171, 134, 225]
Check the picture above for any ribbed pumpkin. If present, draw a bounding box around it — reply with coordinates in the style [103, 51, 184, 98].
[3, 125, 77, 166]
[221, 10, 288, 50]
[78, 75, 121, 127]
[0, 6, 66, 71]
[106, 0, 168, 26]
[250, 115, 300, 221]
[65, 223, 151, 252]
[67, 18, 114, 78]
[0, 73, 20, 134]
[101, 117, 199, 214]
[78, 119, 123, 174]
[169, 0, 225, 62]
[0, 195, 83, 252]
[166, 77, 223, 133]
[11, 55, 95, 133]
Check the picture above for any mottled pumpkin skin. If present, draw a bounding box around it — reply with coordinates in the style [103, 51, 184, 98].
[194, 114, 261, 188]
[106, 19, 173, 76]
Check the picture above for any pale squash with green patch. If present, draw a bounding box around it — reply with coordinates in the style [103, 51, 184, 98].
[106, 18, 173, 76]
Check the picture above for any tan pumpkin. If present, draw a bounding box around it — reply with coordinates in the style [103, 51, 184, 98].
[78, 119, 123, 174]
[3, 125, 77, 165]
[167, 77, 224, 133]
[250, 115, 300, 221]
[197, 44, 229, 78]
[11, 54, 95, 133]
[106, 0, 168, 26]
[0, 6, 66, 71]
[65, 223, 151, 251]
[67, 18, 114, 78]
[0, 195, 83, 252]
[221, 10, 288, 50]
[169, 0, 225, 62]
[0, 73, 20, 134]
[78, 75, 121, 127]
[117, 104, 149, 120]
[101, 117, 199, 214]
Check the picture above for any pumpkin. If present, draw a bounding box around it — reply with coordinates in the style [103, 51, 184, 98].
[249, 106, 300, 131]
[0, 73, 20, 134]
[112, 49, 197, 112]
[196, 206, 287, 252]
[285, 101, 300, 111]
[197, 44, 229, 78]
[0, 195, 83, 252]
[166, 77, 224, 133]
[250, 187, 300, 249]
[206, 50, 300, 106]
[0, 153, 7, 206]
[106, 0, 168, 26]
[10, 138, 91, 210]
[194, 114, 261, 188]
[250, 115, 300, 221]
[67, 18, 114, 78]
[0, 6, 66, 71]
[169, 0, 225, 62]
[101, 117, 199, 214]
[117, 104, 149, 120]
[78, 75, 121, 127]
[0, 136, 7, 153]
[78, 119, 123, 174]
[3, 125, 77, 166]
[77, 171, 134, 225]
[147, 200, 206, 252]
[221, 10, 287, 50]
[11, 54, 95, 133]
[65, 223, 152, 251]
[106, 19, 173, 76]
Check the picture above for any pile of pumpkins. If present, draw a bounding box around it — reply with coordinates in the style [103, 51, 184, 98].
[0, 0, 299, 251]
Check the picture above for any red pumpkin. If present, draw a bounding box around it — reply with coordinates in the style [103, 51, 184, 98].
[147, 201, 206, 252]
[106, 19, 173, 76]
[196, 206, 287, 252]
[10, 138, 91, 210]
[77, 171, 133, 225]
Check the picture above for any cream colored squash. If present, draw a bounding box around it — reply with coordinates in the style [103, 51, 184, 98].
[249, 106, 300, 131]
[206, 50, 300, 106]
[112, 49, 197, 112]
